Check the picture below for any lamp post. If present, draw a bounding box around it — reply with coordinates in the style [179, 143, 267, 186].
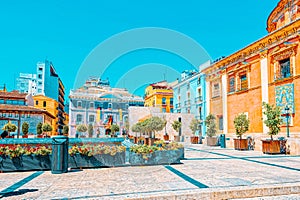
[284, 105, 290, 138]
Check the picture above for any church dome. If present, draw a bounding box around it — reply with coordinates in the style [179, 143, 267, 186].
[267, 0, 300, 33]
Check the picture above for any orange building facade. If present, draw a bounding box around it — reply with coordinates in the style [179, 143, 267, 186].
[203, 0, 300, 154]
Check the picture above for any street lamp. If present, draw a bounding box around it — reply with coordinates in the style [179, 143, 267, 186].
[284, 104, 290, 138]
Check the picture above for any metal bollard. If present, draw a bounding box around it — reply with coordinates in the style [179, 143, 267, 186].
[220, 134, 226, 148]
[51, 135, 69, 174]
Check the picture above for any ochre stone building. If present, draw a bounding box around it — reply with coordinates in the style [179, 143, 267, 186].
[202, 0, 300, 154]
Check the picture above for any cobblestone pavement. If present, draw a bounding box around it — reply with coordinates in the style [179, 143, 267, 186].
[1, 144, 300, 199]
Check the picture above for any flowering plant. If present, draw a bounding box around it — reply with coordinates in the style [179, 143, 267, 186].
[68, 144, 126, 157]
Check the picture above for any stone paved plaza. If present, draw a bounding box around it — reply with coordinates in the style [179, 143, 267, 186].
[1, 144, 300, 199]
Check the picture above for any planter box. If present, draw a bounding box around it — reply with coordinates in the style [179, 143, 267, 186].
[206, 137, 218, 146]
[163, 135, 169, 141]
[0, 155, 51, 172]
[69, 154, 91, 168]
[68, 152, 126, 168]
[190, 136, 199, 144]
[233, 138, 249, 150]
[262, 140, 281, 154]
[129, 149, 182, 166]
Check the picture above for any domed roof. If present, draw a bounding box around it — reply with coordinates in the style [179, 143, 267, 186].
[267, 0, 300, 33]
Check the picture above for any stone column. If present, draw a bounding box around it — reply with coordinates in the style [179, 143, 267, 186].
[221, 73, 228, 134]
[260, 57, 269, 134]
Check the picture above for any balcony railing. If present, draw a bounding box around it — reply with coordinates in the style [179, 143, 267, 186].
[184, 100, 191, 106]
[194, 96, 202, 103]
[175, 103, 181, 108]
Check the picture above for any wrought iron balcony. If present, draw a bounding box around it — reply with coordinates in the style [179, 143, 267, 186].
[194, 96, 202, 103]
[184, 100, 191, 106]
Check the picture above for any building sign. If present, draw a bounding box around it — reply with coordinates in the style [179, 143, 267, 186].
[275, 83, 295, 114]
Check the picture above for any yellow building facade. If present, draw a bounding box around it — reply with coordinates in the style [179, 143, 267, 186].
[33, 95, 59, 136]
[144, 81, 174, 113]
[202, 0, 300, 154]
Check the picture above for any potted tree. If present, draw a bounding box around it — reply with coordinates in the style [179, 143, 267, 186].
[2, 122, 17, 138]
[42, 123, 52, 138]
[110, 124, 119, 137]
[88, 124, 94, 138]
[189, 118, 200, 144]
[147, 116, 165, 145]
[76, 124, 87, 138]
[172, 120, 181, 142]
[36, 122, 43, 138]
[205, 114, 218, 146]
[21, 122, 29, 138]
[62, 125, 69, 136]
[233, 113, 250, 150]
[262, 102, 283, 154]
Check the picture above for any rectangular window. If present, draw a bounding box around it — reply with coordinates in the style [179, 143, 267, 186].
[280, 58, 291, 79]
[76, 114, 82, 122]
[240, 74, 248, 90]
[229, 76, 235, 93]
[170, 98, 173, 105]
[219, 116, 223, 130]
[90, 102, 94, 109]
[162, 97, 166, 105]
[43, 101, 46, 107]
[38, 74, 42, 79]
[35, 100, 38, 105]
[212, 82, 220, 97]
[162, 108, 166, 113]
[89, 115, 95, 122]
[77, 101, 82, 108]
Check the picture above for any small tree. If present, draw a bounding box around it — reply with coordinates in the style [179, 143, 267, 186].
[189, 118, 200, 135]
[76, 124, 87, 137]
[233, 113, 250, 139]
[88, 124, 94, 138]
[22, 122, 29, 136]
[42, 123, 53, 137]
[2, 122, 17, 136]
[147, 116, 165, 138]
[111, 124, 120, 137]
[263, 102, 283, 140]
[62, 125, 69, 136]
[172, 120, 182, 135]
[36, 122, 43, 135]
[205, 113, 217, 137]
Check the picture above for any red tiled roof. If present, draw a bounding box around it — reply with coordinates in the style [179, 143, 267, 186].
[0, 90, 27, 99]
[0, 104, 55, 118]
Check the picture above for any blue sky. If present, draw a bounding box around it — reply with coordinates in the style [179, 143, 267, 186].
[0, 0, 278, 97]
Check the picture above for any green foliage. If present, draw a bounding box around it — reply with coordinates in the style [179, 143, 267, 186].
[189, 118, 200, 135]
[262, 102, 283, 140]
[42, 123, 53, 133]
[205, 113, 217, 137]
[2, 122, 18, 133]
[76, 124, 87, 133]
[36, 122, 43, 135]
[172, 120, 181, 133]
[131, 116, 166, 138]
[22, 122, 29, 135]
[88, 124, 94, 137]
[62, 125, 69, 135]
[110, 124, 119, 134]
[233, 113, 249, 139]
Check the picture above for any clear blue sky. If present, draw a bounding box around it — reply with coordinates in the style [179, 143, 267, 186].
[0, 0, 278, 97]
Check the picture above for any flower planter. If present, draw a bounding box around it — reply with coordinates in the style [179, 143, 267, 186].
[233, 138, 248, 150]
[69, 152, 126, 168]
[0, 155, 51, 172]
[129, 150, 182, 166]
[174, 136, 180, 142]
[68, 154, 91, 168]
[206, 137, 218, 146]
[163, 135, 169, 141]
[262, 140, 281, 154]
[190, 136, 199, 144]
[94, 152, 126, 167]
